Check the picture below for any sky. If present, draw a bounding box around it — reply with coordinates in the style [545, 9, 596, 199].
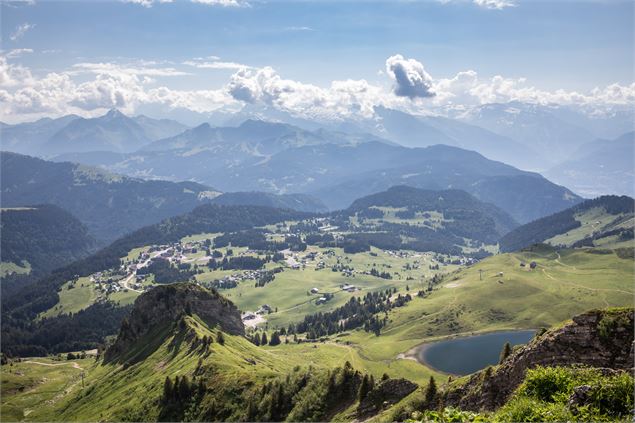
[1, 0, 633, 123]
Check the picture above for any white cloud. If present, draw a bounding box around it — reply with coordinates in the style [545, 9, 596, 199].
[227, 66, 393, 121]
[1, 53, 633, 124]
[183, 58, 249, 70]
[283, 26, 314, 32]
[473, 0, 516, 9]
[10, 23, 35, 41]
[385, 54, 435, 99]
[191, 0, 245, 6]
[431, 70, 635, 111]
[4, 48, 34, 58]
[122, 0, 245, 7]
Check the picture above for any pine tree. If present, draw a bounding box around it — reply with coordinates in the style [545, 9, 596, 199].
[358, 374, 371, 401]
[424, 376, 437, 405]
[179, 375, 191, 399]
[162, 376, 173, 403]
[261, 332, 268, 346]
[499, 342, 512, 364]
[269, 331, 281, 346]
[216, 331, 225, 345]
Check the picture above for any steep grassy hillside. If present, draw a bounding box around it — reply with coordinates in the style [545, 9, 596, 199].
[500, 195, 634, 252]
[1, 284, 422, 422]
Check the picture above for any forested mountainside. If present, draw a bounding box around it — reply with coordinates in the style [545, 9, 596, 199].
[499, 195, 634, 252]
[0, 152, 221, 244]
[210, 191, 328, 213]
[332, 186, 517, 254]
[0, 205, 96, 295]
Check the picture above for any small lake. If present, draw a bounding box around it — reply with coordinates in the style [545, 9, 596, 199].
[416, 330, 536, 376]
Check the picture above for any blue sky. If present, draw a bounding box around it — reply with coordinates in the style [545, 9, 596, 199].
[1, 0, 633, 122]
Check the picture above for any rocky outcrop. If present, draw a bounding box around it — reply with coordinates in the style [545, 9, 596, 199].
[105, 283, 244, 363]
[358, 378, 418, 416]
[445, 308, 634, 411]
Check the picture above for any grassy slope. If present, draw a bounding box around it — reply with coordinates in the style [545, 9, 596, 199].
[0, 260, 31, 277]
[332, 245, 634, 382]
[1, 314, 423, 422]
[2, 244, 633, 421]
[0, 357, 89, 422]
[546, 207, 633, 247]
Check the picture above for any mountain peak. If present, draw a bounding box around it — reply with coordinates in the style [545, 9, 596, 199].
[104, 108, 126, 119]
[104, 283, 243, 364]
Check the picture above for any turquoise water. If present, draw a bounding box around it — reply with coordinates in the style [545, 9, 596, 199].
[417, 330, 536, 375]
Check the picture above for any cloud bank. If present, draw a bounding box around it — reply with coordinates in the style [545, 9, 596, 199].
[1, 52, 633, 124]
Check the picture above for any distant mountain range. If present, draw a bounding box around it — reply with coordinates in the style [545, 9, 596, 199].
[35, 117, 582, 223]
[545, 132, 635, 198]
[0, 109, 188, 157]
[4, 104, 630, 220]
[0, 152, 330, 243]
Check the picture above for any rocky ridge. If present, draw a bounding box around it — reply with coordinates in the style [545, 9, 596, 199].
[104, 283, 244, 363]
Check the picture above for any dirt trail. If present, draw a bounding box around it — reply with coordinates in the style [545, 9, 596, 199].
[23, 360, 84, 371]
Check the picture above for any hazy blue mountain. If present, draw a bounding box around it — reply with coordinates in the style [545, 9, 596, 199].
[44, 109, 153, 155]
[211, 191, 328, 213]
[52, 120, 389, 183]
[143, 119, 384, 154]
[544, 132, 635, 197]
[0, 152, 221, 243]
[1, 110, 189, 157]
[458, 102, 596, 165]
[367, 106, 542, 170]
[305, 144, 582, 223]
[131, 114, 189, 141]
[0, 115, 80, 156]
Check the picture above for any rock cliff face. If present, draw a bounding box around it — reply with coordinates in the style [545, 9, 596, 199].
[105, 283, 244, 362]
[445, 308, 634, 411]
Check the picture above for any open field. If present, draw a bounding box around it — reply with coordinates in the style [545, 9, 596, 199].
[0, 260, 31, 278]
[0, 357, 90, 422]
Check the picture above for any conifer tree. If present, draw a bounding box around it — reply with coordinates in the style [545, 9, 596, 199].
[499, 342, 512, 364]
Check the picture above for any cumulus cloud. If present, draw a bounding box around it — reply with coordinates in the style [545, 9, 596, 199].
[385, 54, 435, 99]
[10, 23, 35, 41]
[227, 66, 389, 120]
[1, 53, 634, 124]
